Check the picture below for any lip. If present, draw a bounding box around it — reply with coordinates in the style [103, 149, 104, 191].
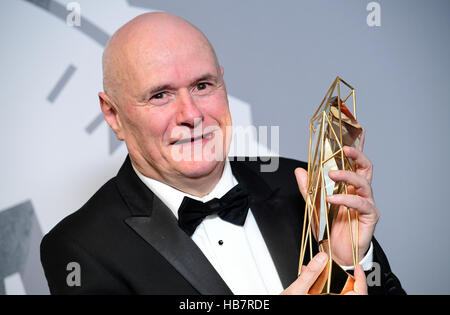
[170, 130, 215, 146]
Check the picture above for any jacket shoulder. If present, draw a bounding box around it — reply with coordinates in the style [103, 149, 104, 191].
[230, 156, 307, 195]
[42, 177, 125, 246]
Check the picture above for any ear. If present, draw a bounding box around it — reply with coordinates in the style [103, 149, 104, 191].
[220, 66, 224, 77]
[98, 92, 125, 141]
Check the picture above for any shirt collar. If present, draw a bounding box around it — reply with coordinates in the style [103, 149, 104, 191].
[133, 160, 237, 220]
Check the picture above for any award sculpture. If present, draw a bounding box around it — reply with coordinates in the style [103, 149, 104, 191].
[298, 77, 363, 295]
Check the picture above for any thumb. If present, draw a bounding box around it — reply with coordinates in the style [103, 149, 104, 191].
[295, 167, 308, 201]
[353, 265, 368, 295]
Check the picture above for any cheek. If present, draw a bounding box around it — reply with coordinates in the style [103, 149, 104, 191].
[201, 94, 231, 125]
[124, 107, 170, 145]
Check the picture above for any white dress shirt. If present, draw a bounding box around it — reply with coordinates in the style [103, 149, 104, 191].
[133, 160, 373, 295]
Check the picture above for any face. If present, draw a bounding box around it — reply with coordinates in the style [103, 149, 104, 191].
[111, 37, 232, 183]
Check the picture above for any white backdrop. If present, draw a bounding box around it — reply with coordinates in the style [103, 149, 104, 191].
[0, 0, 273, 294]
[1, 0, 450, 294]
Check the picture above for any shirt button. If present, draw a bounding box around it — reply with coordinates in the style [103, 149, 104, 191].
[218, 240, 224, 245]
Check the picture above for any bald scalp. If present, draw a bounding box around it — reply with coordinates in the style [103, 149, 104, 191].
[102, 12, 220, 105]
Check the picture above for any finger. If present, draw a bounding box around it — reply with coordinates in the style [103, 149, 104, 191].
[295, 168, 308, 201]
[328, 170, 372, 197]
[342, 146, 373, 182]
[283, 252, 328, 295]
[343, 146, 372, 170]
[326, 194, 376, 216]
[353, 265, 368, 295]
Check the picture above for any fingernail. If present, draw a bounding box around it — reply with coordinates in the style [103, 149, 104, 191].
[317, 253, 328, 264]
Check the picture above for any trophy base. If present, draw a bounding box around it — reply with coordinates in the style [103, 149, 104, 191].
[308, 259, 355, 295]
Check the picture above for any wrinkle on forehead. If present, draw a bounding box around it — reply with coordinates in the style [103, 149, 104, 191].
[102, 12, 220, 105]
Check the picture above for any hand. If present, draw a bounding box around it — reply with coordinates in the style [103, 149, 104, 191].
[295, 130, 380, 265]
[281, 253, 368, 295]
[344, 265, 368, 295]
[281, 252, 327, 295]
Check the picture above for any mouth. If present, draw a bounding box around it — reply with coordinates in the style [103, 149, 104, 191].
[171, 131, 215, 145]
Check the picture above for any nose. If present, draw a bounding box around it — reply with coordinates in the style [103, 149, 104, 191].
[176, 89, 203, 128]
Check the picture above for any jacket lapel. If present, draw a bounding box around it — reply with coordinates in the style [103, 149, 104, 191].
[230, 159, 302, 288]
[116, 155, 302, 293]
[116, 156, 232, 295]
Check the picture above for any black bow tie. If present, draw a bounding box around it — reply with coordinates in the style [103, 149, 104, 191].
[177, 184, 250, 236]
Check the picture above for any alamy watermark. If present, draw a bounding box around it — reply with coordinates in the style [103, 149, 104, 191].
[366, 262, 382, 287]
[66, 2, 81, 27]
[367, 2, 381, 27]
[64, 260, 381, 290]
[66, 262, 81, 287]
[169, 119, 280, 172]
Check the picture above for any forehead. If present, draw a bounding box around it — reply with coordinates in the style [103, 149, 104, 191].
[131, 38, 219, 92]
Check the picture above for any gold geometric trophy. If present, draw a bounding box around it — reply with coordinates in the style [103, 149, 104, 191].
[298, 77, 363, 295]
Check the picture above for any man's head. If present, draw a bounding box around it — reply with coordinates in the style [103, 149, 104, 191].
[99, 12, 232, 196]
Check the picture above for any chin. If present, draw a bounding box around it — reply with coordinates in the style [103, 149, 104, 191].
[175, 158, 224, 179]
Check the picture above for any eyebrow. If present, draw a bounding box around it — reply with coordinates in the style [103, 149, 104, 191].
[193, 74, 218, 84]
[145, 73, 219, 96]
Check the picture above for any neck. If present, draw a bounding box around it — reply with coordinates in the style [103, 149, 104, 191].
[131, 157, 226, 198]
[172, 165, 225, 197]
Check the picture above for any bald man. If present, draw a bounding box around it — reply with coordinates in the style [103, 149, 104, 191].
[40, 13, 405, 295]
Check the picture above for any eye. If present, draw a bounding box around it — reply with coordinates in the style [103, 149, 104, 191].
[193, 82, 213, 96]
[149, 92, 171, 106]
[197, 82, 208, 90]
[153, 92, 165, 99]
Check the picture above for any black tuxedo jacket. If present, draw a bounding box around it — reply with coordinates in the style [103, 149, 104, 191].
[41, 156, 405, 295]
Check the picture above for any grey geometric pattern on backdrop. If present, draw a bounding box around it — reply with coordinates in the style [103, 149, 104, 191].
[25, 0, 122, 155]
[0, 201, 47, 294]
[25, 0, 109, 46]
[0, 0, 122, 295]
[47, 64, 77, 103]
